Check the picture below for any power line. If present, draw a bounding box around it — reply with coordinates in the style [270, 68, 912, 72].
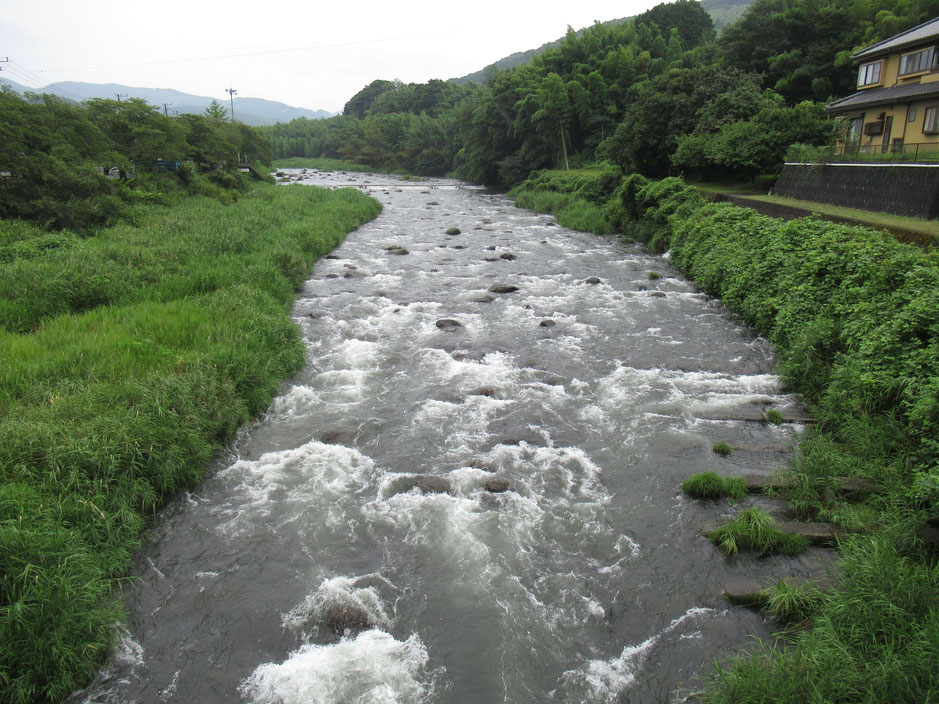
[35, 31, 461, 73]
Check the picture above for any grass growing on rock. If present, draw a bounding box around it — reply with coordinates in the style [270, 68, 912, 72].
[0, 183, 381, 702]
[681, 472, 747, 500]
[762, 579, 824, 623]
[762, 409, 784, 425]
[707, 508, 810, 557]
[712, 442, 733, 456]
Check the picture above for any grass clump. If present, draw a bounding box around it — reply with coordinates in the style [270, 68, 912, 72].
[762, 409, 784, 425]
[648, 271, 661, 279]
[0, 183, 381, 701]
[707, 508, 810, 557]
[762, 579, 824, 623]
[712, 442, 733, 456]
[682, 472, 748, 500]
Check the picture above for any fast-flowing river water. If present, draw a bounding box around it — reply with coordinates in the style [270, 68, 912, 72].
[75, 170, 830, 703]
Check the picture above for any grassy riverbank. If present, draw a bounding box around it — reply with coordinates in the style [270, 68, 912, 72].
[0, 183, 381, 702]
[512, 169, 939, 702]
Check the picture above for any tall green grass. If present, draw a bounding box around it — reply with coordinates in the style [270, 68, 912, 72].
[0, 183, 381, 702]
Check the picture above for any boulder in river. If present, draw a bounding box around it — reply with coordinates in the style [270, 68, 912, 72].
[484, 478, 513, 493]
[446, 227, 461, 235]
[488, 284, 519, 294]
[436, 319, 462, 331]
[473, 295, 495, 303]
[344, 270, 367, 279]
[324, 603, 373, 634]
[415, 475, 452, 494]
[585, 276, 602, 285]
[649, 291, 666, 298]
[384, 246, 409, 255]
[500, 253, 517, 261]
[539, 319, 556, 328]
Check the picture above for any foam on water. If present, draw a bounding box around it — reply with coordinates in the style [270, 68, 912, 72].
[239, 630, 436, 704]
[283, 574, 393, 638]
[558, 607, 720, 702]
[213, 441, 379, 536]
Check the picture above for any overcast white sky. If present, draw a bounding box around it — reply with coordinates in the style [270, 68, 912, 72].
[1, 0, 663, 113]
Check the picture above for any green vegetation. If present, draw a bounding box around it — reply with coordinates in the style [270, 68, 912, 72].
[682, 472, 748, 500]
[762, 409, 784, 425]
[0, 89, 272, 233]
[648, 271, 661, 279]
[742, 194, 939, 241]
[712, 442, 734, 456]
[762, 579, 823, 623]
[707, 508, 810, 556]
[261, 0, 938, 189]
[0, 185, 381, 702]
[706, 534, 939, 703]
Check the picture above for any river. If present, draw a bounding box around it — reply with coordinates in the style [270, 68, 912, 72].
[74, 170, 830, 703]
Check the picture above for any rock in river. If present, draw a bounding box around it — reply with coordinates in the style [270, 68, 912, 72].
[488, 284, 519, 294]
[436, 318, 462, 331]
[484, 478, 513, 493]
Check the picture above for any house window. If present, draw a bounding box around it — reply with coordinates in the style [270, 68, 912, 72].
[925, 106, 939, 133]
[846, 116, 864, 141]
[899, 47, 937, 76]
[908, 108, 917, 122]
[857, 61, 883, 87]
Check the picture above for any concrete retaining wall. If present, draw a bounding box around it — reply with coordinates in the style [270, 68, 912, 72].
[774, 163, 939, 219]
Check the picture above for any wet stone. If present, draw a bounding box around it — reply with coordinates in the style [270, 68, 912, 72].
[484, 478, 513, 493]
[467, 459, 496, 472]
[319, 429, 358, 445]
[585, 276, 602, 285]
[325, 255, 340, 260]
[488, 284, 519, 294]
[446, 227, 461, 235]
[344, 270, 367, 279]
[415, 475, 452, 494]
[326, 273, 339, 278]
[473, 295, 495, 303]
[436, 319, 463, 331]
[324, 603, 373, 635]
[649, 291, 667, 298]
[384, 246, 409, 255]
[500, 252, 517, 261]
[485, 246, 497, 251]
[539, 319, 557, 328]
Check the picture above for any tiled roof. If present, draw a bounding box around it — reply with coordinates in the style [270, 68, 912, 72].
[853, 17, 939, 60]
[826, 81, 939, 112]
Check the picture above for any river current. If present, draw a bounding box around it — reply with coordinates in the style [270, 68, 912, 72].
[74, 170, 829, 703]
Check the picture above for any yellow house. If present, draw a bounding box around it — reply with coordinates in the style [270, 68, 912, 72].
[827, 16, 939, 157]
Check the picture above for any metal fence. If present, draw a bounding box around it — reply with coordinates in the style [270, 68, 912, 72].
[835, 141, 939, 161]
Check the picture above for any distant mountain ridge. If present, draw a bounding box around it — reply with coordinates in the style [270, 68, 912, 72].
[0, 78, 334, 125]
[450, 0, 754, 85]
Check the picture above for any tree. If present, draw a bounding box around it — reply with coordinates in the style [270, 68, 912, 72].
[204, 99, 229, 121]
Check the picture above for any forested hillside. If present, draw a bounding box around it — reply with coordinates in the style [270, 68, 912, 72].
[261, 0, 939, 187]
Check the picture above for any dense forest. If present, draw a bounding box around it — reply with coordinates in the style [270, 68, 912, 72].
[261, 0, 939, 187]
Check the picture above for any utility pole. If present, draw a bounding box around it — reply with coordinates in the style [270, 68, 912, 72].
[115, 92, 127, 103]
[226, 87, 237, 122]
[163, 103, 171, 116]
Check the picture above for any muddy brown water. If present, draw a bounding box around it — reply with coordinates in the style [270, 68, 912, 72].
[73, 170, 833, 704]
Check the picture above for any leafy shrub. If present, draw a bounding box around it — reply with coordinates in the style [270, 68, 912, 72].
[713, 442, 734, 456]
